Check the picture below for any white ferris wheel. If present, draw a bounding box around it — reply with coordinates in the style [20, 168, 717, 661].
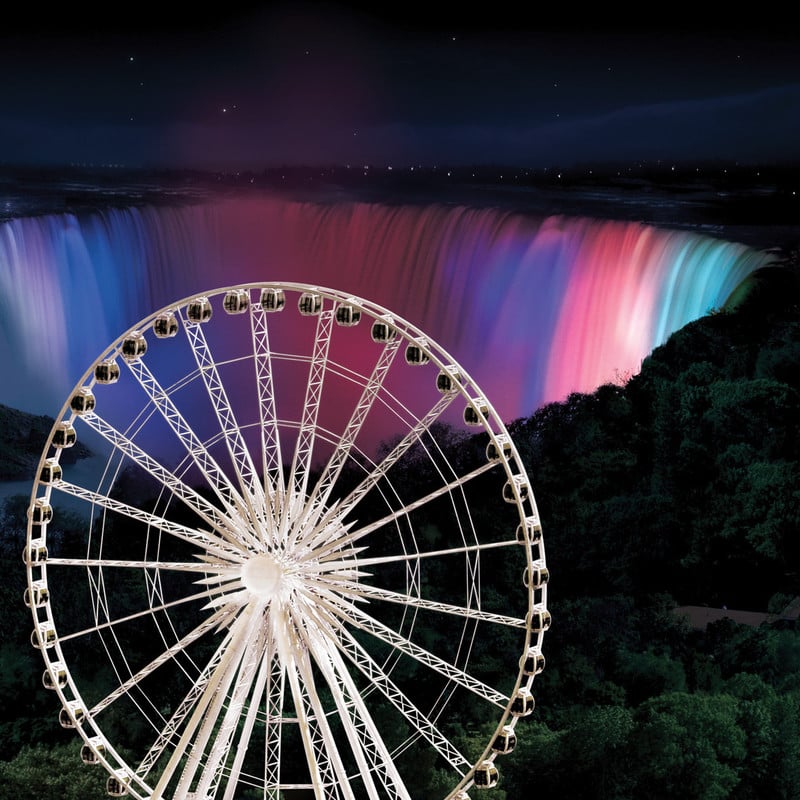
[24, 283, 549, 800]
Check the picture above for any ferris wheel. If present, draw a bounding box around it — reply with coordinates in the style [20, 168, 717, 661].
[25, 283, 549, 800]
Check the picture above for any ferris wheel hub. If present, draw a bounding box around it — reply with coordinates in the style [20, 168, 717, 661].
[240, 553, 285, 599]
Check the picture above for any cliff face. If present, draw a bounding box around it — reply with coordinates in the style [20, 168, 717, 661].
[0, 404, 92, 481]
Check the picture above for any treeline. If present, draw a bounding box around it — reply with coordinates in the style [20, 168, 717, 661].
[1, 260, 800, 798]
[0, 404, 92, 481]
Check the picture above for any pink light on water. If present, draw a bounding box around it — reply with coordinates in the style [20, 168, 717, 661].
[544, 221, 667, 401]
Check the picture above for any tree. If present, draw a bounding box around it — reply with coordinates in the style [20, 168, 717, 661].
[630, 692, 746, 800]
[0, 742, 107, 800]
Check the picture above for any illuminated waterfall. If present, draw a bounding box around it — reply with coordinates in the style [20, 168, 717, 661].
[0, 195, 770, 421]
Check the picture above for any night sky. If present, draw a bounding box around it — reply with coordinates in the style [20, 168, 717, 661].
[2, 3, 800, 170]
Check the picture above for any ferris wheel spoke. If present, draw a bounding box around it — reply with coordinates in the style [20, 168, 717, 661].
[250, 299, 286, 523]
[124, 358, 256, 539]
[152, 607, 258, 799]
[180, 310, 269, 537]
[309, 460, 497, 562]
[57, 584, 237, 645]
[136, 619, 244, 780]
[313, 390, 459, 538]
[53, 479, 241, 561]
[302, 336, 402, 532]
[220, 636, 282, 800]
[322, 537, 519, 568]
[283, 308, 335, 539]
[81, 411, 248, 548]
[296, 604, 411, 800]
[317, 606, 470, 774]
[90, 606, 233, 717]
[191, 620, 269, 800]
[336, 582, 527, 630]
[46, 557, 237, 574]
[283, 646, 349, 800]
[328, 599, 508, 709]
[264, 645, 287, 800]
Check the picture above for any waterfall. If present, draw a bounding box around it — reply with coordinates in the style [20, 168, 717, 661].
[0, 194, 769, 421]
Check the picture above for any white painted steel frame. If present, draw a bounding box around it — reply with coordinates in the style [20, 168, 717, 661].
[25, 282, 548, 800]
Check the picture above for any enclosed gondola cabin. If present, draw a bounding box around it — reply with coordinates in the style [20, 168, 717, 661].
[436, 367, 461, 393]
[511, 687, 535, 717]
[186, 297, 213, 323]
[59, 701, 86, 729]
[371, 317, 396, 343]
[524, 564, 550, 590]
[491, 725, 517, 755]
[39, 458, 61, 485]
[528, 608, 552, 633]
[23, 540, 48, 566]
[405, 341, 430, 365]
[121, 332, 147, 362]
[43, 662, 67, 690]
[521, 647, 546, 676]
[153, 312, 179, 338]
[473, 760, 499, 788]
[70, 387, 95, 416]
[335, 303, 361, 326]
[224, 289, 250, 314]
[298, 292, 322, 316]
[31, 621, 56, 649]
[94, 359, 120, 384]
[260, 287, 286, 312]
[52, 421, 76, 449]
[503, 475, 529, 504]
[464, 398, 488, 426]
[29, 498, 53, 524]
[81, 738, 105, 765]
[516, 517, 542, 545]
[107, 773, 131, 796]
[486, 435, 512, 462]
[24, 581, 49, 608]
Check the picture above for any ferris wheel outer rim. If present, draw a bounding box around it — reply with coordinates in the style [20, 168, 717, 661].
[25, 281, 548, 799]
